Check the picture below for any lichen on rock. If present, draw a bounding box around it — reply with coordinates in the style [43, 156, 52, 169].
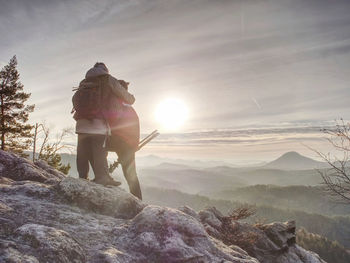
[14, 224, 86, 263]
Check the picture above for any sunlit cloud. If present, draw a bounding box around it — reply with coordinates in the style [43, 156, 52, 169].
[147, 125, 327, 147]
[1, 0, 350, 160]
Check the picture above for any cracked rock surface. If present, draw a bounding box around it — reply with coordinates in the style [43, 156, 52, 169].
[0, 150, 326, 263]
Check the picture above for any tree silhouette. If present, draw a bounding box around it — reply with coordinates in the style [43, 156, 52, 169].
[0, 56, 34, 156]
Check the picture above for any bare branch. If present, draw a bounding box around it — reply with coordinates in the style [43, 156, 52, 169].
[309, 119, 350, 204]
[227, 204, 257, 221]
[38, 125, 49, 158]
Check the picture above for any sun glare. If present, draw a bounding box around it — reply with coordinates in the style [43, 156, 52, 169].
[155, 98, 189, 131]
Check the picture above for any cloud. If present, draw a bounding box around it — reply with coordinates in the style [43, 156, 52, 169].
[146, 124, 330, 147]
[1, 0, 350, 136]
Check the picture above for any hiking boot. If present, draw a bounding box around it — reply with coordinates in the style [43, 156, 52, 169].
[92, 176, 121, 187]
[79, 177, 90, 182]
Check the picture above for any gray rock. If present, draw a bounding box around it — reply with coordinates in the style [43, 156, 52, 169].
[0, 239, 39, 263]
[113, 205, 260, 263]
[34, 159, 66, 180]
[0, 217, 16, 236]
[199, 207, 225, 240]
[2, 180, 52, 199]
[57, 177, 146, 219]
[0, 176, 14, 184]
[199, 207, 224, 229]
[260, 221, 296, 249]
[0, 150, 65, 184]
[178, 205, 200, 221]
[14, 224, 86, 263]
[197, 208, 326, 263]
[91, 247, 134, 263]
[251, 221, 324, 263]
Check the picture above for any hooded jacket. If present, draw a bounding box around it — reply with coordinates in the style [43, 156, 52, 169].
[75, 64, 135, 135]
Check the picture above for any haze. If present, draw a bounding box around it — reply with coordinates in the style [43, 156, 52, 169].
[1, 0, 350, 162]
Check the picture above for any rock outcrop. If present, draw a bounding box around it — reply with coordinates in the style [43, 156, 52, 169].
[57, 177, 145, 219]
[187, 207, 326, 263]
[0, 151, 65, 184]
[0, 150, 326, 263]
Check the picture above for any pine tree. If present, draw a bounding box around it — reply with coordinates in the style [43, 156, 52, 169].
[38, 144, 71, 175]
[0, 56, 34, 156]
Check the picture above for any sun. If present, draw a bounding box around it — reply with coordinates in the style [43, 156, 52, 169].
[155, 98, 189, 131]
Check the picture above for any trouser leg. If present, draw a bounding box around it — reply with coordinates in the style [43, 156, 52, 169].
[120, 151, 142, 200]
[90, 135, 110, 181]
[77, 134, 90, 179]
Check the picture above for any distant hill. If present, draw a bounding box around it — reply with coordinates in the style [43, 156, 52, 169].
[205, 185, 350, 216]
[40, 151, 325, 188]
[139, 164, 325, 195]
[154, 162, 193, 170]
[264, 151, 327, 170]
[140, 167, 247, 194]
[58, 153, 237, 177]
[203, 166, 323, 187]
[45, 151, 328, 175]
[137, 154, 236, 168]
[59, 152, 325, 190]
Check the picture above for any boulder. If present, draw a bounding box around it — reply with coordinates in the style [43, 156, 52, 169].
[0, 150, 65, 184]
[57, 177, 146, 219]
[0, 239, 40, 263]
[178, 205, 201, 221]
[113, 205, 260, 263]
[197, 207, 326, 263]
[91, 247, 134, 263]
[14, 224, 86, 263]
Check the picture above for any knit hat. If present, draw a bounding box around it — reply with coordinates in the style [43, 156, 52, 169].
[85, 62, 109, 79]
[94, 62, 109, 73]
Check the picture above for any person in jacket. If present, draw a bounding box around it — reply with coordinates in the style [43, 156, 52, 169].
[75, 62, 135, 186]
[106, 80, 142, 199]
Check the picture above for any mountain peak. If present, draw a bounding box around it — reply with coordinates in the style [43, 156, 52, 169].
[264, 151, 326, 170]
[281, 151, 303, 157]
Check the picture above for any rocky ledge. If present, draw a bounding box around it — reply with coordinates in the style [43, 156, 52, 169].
[0, 150, 326, 263]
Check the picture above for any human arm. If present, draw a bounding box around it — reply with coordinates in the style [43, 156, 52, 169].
[107, 76, 135, 105]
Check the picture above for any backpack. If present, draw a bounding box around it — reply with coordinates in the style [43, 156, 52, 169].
[72, 76, 109, 120]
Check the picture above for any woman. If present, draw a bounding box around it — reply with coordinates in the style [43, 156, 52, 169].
[105, 80, 142, 200]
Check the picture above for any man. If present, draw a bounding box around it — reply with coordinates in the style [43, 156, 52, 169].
[106, 80, 142, 199]
[73, 62, 135, 186]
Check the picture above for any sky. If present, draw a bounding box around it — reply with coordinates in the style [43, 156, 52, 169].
[1, 0, 350, 163]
